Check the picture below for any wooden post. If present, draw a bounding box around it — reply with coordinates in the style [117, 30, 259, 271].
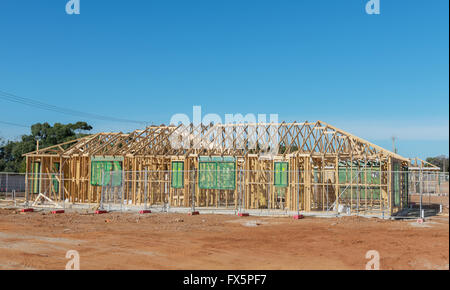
[305, 156, 311, 212]
[335, 157, 339, 213]
[388, 157, 392, 216]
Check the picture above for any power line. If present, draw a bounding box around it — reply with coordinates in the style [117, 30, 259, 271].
[0, 120, 29, 128]
[0, 90, 148, 125]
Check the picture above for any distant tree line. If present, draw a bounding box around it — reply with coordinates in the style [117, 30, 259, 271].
[426, 155, 449, 172]
[0, 122, 92, 173]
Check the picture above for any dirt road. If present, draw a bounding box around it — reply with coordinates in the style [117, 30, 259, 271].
[0, 208, 448, 270]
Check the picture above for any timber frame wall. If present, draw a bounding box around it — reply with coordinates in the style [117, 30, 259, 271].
[24, 120, 413, 216]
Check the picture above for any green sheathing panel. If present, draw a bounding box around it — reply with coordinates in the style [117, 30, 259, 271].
[393, 162, 401, 207]
[91, 156, 124, 162]
[199, 162, 217, 189]
[199, 156, 235, 162]
[402, 166, 409, 208]
[52, 162, 60, 193]
[90, 161, 111, 186]
[217, 162, 236, 190]
[171, 161, 184, 189]
[198, 157, 236, 190]
[111, 161, 122, 187]
[31, 162, 41, 194]
[90, 160, 122, 186]
[274, 162, 288, 187]
[338, 162, 381, 200]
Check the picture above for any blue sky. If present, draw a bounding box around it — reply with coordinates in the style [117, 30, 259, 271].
[0, 0, 448, 159]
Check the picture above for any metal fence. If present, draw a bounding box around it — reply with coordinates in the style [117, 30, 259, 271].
[15, 169, 450, 217]
[408, 171, 449, 195]
[21, 172, 62, 207]
[96, 169, 449, 217]
[0, 172, 26, 200]
[407, 171, 449, 217]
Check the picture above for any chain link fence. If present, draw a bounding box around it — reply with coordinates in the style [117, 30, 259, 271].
[4, 169, 448, 218]
[0, 172, 26, 201]
[408, 171, 449, 217]
[95, 169, 449, 217]
[22, 172, 63, 207]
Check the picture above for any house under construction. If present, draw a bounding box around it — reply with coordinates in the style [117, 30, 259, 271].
[24, 120, 426, 216]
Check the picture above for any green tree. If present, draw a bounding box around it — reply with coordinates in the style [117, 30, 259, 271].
[425, 155, 449, 172]
[0, 122, 92, 173]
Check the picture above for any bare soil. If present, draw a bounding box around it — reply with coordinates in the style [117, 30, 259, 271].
[0, 208, 448, 270]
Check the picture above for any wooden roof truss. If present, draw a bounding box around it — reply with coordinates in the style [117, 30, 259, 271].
[24, 120, 408, 161]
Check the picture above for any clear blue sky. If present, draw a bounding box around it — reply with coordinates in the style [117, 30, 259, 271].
[0, 0, 448, 159]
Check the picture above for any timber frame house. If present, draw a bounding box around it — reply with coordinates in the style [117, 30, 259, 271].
[24, 120, 415, 216]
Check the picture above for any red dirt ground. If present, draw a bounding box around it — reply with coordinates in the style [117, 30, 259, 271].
[0, 208, 448, 270]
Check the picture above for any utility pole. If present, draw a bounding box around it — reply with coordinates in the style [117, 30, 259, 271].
[391, 136, 397, 154]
